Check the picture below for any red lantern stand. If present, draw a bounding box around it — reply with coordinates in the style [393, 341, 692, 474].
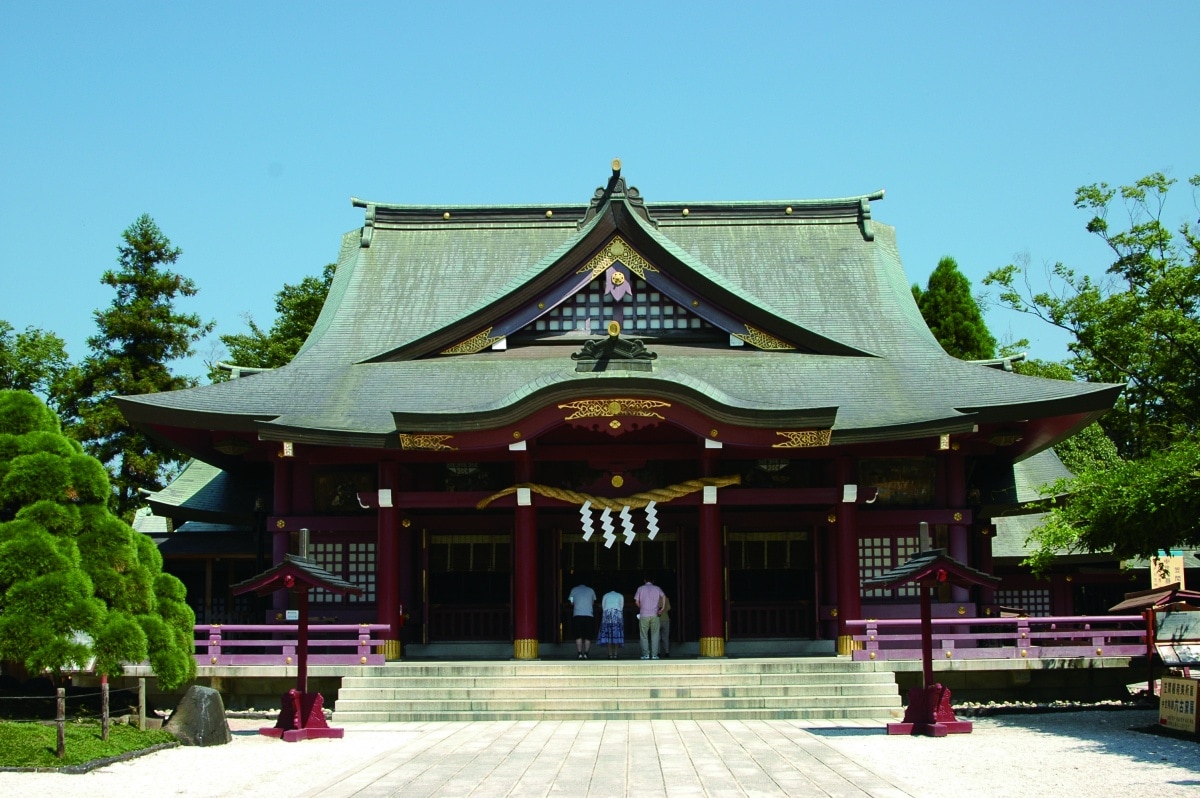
[232, 553, 363, 741]
[862, 548, 1001, 737]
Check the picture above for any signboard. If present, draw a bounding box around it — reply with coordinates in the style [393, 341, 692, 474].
[285, 609, 299, 621]
[1159, 677, 1200, 734]
[1155, 611, 1200, 668]
[1151, 555, 1186, 589]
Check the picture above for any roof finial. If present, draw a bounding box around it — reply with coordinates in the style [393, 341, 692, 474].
[611, 158, 622, 176]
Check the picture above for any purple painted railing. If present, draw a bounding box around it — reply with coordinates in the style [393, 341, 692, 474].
[846, 615, 1147, 661]
[195, 624, 391, 667]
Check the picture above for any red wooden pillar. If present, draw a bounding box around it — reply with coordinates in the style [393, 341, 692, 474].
[698, 502, 724, 657]
[512, 451, 539, 659]
[377, 460, 401, 659]
[296, 588, 310, 694]
[271, 459, 293, 618]
[946, 450, 970, 604]
[821, 526, 839, 640]
[698, 447, 725, 657]
[835, 459, 861, 653]
[978, 526, 995, 610]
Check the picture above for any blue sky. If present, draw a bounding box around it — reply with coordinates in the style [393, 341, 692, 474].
[3, 2, 1197, 378]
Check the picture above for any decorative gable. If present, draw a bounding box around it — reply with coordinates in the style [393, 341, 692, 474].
[517, 235, 718, 341]
[447, 233, 797, 354]
[371, 165, 878, 362]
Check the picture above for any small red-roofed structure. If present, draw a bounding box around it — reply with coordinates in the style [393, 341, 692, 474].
[863, 547, 1001, 737]
[233, 552, 363, 741]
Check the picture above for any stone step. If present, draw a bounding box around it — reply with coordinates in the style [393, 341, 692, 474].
[335, 694, 900, 712]
[350, 657, 868, 676]
[336, 683, 899, 700]
[339, 673, 898, 689]
[330, 658, 902, 722]
[332, 706, 899, 722]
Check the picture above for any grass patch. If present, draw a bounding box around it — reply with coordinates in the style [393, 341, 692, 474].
[0, 720, 177, 770]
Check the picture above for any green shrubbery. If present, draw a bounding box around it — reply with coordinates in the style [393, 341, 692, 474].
[0, 720, 177, 769]
[0, 390, 195, 689]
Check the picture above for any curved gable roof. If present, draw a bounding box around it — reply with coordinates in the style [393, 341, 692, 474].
[293, 170, 919, 366]
[116, 166, 1121, 455]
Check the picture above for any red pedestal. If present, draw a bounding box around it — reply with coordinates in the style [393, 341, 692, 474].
[887, 684, 973, 737]
[260, 689, 345, 742]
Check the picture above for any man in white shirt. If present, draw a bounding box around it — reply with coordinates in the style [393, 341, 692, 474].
[568, 582, 597, 659]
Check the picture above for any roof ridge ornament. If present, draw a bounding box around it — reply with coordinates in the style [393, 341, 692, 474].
[581, 158, 653, 228]
[857, 191, 884, 241]
[571, 320, 658, 372]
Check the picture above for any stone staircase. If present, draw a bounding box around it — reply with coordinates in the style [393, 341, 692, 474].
[332, 658, 903, 722]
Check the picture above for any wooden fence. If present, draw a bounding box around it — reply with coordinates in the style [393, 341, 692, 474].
[846, 615, 1146, 661]
[194, 623, 391, 666]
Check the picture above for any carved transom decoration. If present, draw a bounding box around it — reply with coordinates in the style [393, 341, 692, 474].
[558, 398, 671, 421]
[771, 429, 832, 448]
[440, 327, 505, 356]
[398, 433, 457, 451]
[733, 323, 795, 351]
[578, 236, 660, 281]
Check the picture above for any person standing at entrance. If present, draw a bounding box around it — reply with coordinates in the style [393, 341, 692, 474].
[658, 594, 672, 657]
[634, 575, 666, 660]
[568, 582, 597, 659]
[597, 587, 625, 658]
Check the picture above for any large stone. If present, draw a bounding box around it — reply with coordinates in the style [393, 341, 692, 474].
[164, 685, 231, 746]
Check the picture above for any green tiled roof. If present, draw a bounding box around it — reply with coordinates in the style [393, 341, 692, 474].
[144, 459, 261, 524]
[117, 171, 1120, 449]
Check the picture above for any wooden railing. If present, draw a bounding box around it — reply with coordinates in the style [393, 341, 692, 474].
[846, 615, 1146, 661]
[194, 624, 391, 667]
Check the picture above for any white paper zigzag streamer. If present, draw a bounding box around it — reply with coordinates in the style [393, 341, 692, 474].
[645, 500, 658, 540]
[600, 507, 616, 548]
[579, 500, 594, 541]
[620, 506, 635, 545]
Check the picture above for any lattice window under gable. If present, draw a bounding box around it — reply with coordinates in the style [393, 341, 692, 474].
[859, 535, 920, 599]
[309, 540, 376, 604]
[520, 278, 718, 338]
[994, 588, 1051, 617]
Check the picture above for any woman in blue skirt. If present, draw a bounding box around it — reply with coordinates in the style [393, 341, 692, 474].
[597, 588, 625, 659]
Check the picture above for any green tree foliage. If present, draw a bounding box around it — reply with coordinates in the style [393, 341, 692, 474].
[913, 257, 997, 360]
[0, 390, 195, 687]
[1022, 439, 1200, 573]
[65, 215, 213, 519]
[986, 173, 1200, 458]
[0, 321, 74, 412]
[985, 172, 1200, 564]
[208, 263, 334, 382]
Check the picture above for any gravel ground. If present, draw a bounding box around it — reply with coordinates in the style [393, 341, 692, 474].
[0, 711, 1196, 797]
[820, 710, 1200, 798]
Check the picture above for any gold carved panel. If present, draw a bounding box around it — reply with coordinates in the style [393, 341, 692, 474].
[440, 327, 505, 356]
[399, 433, 457, 451]
[733, 324, 795, 351]
[558, 398, 671, 421]
[771, 429, 832, 448]
[578, 235, 660, 281]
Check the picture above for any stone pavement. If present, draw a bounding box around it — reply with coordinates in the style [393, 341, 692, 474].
[5, 711, 1199, 798]
[295, 719, 907, 798]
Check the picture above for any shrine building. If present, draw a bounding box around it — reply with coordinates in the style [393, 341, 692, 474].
[117, 162, 1121, 659]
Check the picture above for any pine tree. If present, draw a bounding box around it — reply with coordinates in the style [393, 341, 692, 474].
[66, 215, 213, 519]
[0, 390, 196, 687]
[915, 257, 997, 360]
